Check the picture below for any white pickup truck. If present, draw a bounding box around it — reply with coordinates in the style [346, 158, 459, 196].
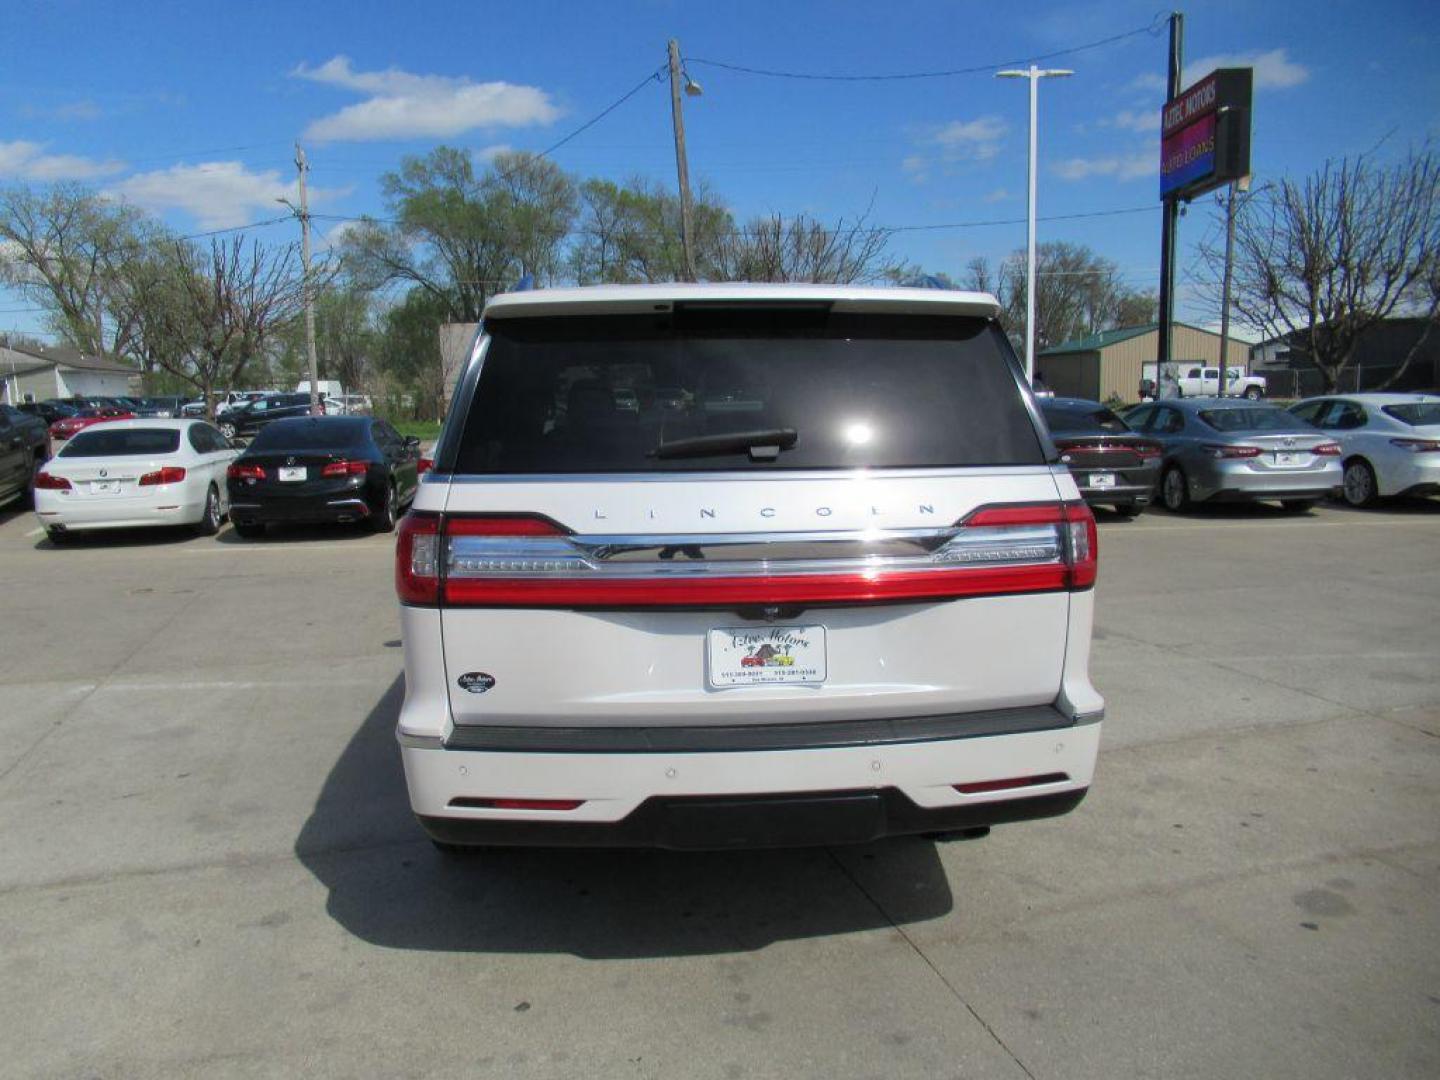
[1177, 365, 1266, 399]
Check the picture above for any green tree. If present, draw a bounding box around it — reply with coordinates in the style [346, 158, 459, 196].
[342, 148, 578, 322]
[375, 288, 451, 419]
[571, 177, 732, 284]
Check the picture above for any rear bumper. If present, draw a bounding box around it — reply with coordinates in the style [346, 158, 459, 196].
[228, 494, 371, 524]
[418, 787, 1087, 850]
[401, 713, 1100, 849]
[1193, 459, 1343, 502]
[34, 493, 205, 530]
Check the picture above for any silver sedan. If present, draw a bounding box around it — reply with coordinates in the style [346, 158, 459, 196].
[1121, 398, 1343, 512]
[1288, 393, 1440, 507]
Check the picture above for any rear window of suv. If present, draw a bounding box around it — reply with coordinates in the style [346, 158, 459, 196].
[452, 310, 1044, 472]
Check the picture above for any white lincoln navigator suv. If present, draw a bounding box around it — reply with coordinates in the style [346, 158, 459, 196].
[396, 284, 1103, 850]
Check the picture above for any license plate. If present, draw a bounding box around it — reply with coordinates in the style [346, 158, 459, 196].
[1274, 452, 1300, 467]
[706, 626, 827, 687]
[278, 466, 307, 482]
[1089, 472, 1116, 488]
[89, 480, 120, 494]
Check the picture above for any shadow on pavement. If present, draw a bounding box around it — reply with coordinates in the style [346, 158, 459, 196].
[295, 675, 955, 958]
[214, 520, 381, 544]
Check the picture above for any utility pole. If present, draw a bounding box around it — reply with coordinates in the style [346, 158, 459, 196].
[1217, 174, 1249, 397]
[1218, 182, 1237, 397]
[996, 65, 1073, 384]
[667, 39, 698, 282]
[1156, 12, 1183, 394]
[286, 143, 321, 414]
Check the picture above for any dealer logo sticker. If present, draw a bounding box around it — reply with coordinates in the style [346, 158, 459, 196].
[457, 672, 496, 694]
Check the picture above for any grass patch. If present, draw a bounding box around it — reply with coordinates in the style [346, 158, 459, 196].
[390, 419, 443, 441]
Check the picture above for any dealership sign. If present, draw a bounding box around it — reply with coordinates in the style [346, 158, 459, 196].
[1159, 68, 1252, 201]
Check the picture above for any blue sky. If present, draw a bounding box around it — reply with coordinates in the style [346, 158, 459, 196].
[4, 0, 1438, 340]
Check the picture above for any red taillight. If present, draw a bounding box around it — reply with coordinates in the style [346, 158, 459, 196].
[954, 773, 1070, 795]
[1201, 443, 1262, 458]
[448, 797, 584, 811]
[1062, 502, 1097, 589]
[1136, 441, 1163, 461]
[138, 466, 186, 486]
[417, 457, 433, 475]
[398, 505, 1098, 609]
[34, 471, 71, 490]
[1311, 442, 1342, 456]
[1391, 438, 1440, 453]
[321, 459, 369, 477]
[227, 463, 265, 481]
[396, 511, 441, 605]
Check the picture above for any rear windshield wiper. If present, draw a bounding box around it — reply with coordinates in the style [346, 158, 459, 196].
[648, 428, 798, 461]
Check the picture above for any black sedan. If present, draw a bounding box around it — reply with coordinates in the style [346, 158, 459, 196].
[225, 416, 423, 537]
[216, 393, 316, 440]
[1039, 397, 1162, 516]
[15, 400, 78, 426]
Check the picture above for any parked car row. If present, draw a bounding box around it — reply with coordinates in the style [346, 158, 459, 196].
[30, 416, 424, 543]
[1040, 391, 1439, 514]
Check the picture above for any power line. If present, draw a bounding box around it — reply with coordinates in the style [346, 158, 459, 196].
[533, 65, 667, 160]
[684, 16, 1165, 82]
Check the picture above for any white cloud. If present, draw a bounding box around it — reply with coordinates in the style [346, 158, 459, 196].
[902, 116, 1006, 184]
[0, 140, 125, 181]
[1186, 48, 1309, 90]
[1128, 72, 1168, 94]
[19, 100, 103, 122]
[473, 143, 513, 166]
[983, 187, 1011, 203]
[293, 55, 560, 142]
[1054, 148, 1157, 182]
[1105, 108, 1160, 134]
[109, 161, 348, 229]
[929, 116, 1007, 162]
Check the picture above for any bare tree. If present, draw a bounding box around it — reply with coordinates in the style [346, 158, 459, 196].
[962, 243, 1142, 351]
[0, 183, 149, 359]
[123, 236, 308, 415]
[713, 212, 897, 284]
[1204, 151, 1440, 391]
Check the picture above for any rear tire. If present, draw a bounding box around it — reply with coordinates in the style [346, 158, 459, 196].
[1244, 386, 1263, 400]
[371, 482, 398, 533]
[218, 421, 237, 440]
[232, 520, 266, 540]
[1161, 466, 1191, 512]
[1280, 499, 1317, 513]
[44, 527, 70, 546]
[194, 485, 222, 536]
[1342, 458, 1378, 508]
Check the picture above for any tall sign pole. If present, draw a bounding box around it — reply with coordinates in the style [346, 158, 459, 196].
[667, 40, 698, 283]
[1155, 12, 1184, 390]
[294, 143, 321, 414]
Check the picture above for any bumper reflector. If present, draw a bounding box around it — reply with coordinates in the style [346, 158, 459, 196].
[954, 772, 1070, 795]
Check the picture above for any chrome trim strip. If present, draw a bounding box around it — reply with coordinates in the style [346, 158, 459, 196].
[1070, 710, 1105, 726]
[442, 465, 1061, 484]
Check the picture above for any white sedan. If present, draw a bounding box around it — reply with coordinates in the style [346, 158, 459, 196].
[33, 419, 239, 542]
[1289, 393, 1440, 506]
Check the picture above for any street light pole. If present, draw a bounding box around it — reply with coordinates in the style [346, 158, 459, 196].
[996, 65, 1073, 385]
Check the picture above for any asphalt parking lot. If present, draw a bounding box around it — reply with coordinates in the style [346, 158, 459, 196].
[1, 498, 1437, 1079]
